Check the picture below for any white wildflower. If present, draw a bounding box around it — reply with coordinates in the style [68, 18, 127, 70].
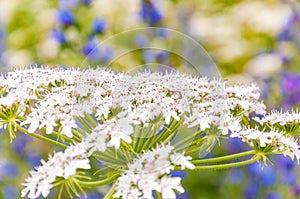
[254, 109, 300, 126]
[231, 127, 300, 162]
[113, 144, 194, 199]
[160, 176, 184, 199]
[82, 118, 134, 155]
[21, 144, 90, 199]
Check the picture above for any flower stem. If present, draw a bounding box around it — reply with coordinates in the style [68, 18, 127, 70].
[150, 120, 181, 148]
[174, 130, 203, 148]
[104, 183, 117, 199]
[78, 173, 120, 188]
[15, 123, 68, 149]
[191, 150, 256, 164]
[192, 155, 261, 170]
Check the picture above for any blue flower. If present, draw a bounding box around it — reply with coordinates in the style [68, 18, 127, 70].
[12, 133, 31, 153]
[59, 0, 80, 10]
[266, 191, 282, 199]
[247, 163, 276, 186]
[292, 186, 300, 196]
[227, 137, 249, 154]
[282, 171, 296, 186]
[177, 193, 189, 199]
[275, 155, 295, 172]
[157, 51, 169, 63]
[56, 10, 75, 26]
[92, 18, 107, 33]
[244, 183, 259, 199]
[280, 71, 300, 106]
[99, 47, 113, 63]
[143, 49, 156, 62]
[82, 37, 101, 61]
[82, 0, 92, 5]
[229, 168, 244, 184]
[139, 1, 163, 26]
[0, 28, 6, 56]
[135, 34, 149, 48]
[1, 162, 18, 178]
[3, 185, 17, 199]
[82, 37, 98, 55]
[277, 11, 299, 41]
[24, 150, 41, 167]
[170, 171, 187, 179]
[50, 28, 66, 43]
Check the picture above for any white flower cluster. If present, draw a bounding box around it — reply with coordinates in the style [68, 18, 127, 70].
[21, 144, 90, 199]
[231, 127, 300, 162]
[113, 144, 195, 199]
[254, 109, 300, 126]
[0, 68, 266, 138]
[226, 84, 266, 115]
[0, 68, 77, 111]
[82, 117, 134, 155]
[20, 85, 78, 137]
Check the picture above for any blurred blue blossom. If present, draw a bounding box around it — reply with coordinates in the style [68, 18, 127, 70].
[56, 10, 75, 26]
[247, 163, 276, 186]
[170, 171, 187, 179]
[229, 168, 244, 184]
[135, 34, 149, 48]
[244, 183, 259, 199]
[82, 0, 92, 5]
[82, 37, 113, 62]
[82, 37, 101, 61]
[156, 28, 169, 38]
[0, 162, 18, 178]
[12, 133, 31, 153]
[277, 9, 299, 42]
[59, 0, 80, 10]
[92, 18, 107, 33]
[50, 28, 67, 43]
[99, 47, 113, 63]
[0, 25, 6, 68]
[280, 71, 300, 107]
[266, 191, 282, 199]
[139, 0, 163, 26]
[227, 137, 249, 154]
[275, 156, 297, 186]
[292, 186, 300, 197]
[3, 185, 17, 199]
[177, 193, 189, 199]
[143, 49, 156, 62]
[0, 29, 5, 55]
[24, 150, 41, 168]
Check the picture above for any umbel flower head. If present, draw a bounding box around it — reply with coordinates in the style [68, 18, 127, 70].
[113, 144, 195, 199]
[0, 67, 299, 199]
[21, 144, 90, 199]
[0, 67, 266, 139]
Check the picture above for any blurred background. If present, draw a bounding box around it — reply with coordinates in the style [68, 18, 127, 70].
[0, 0, 300, 198]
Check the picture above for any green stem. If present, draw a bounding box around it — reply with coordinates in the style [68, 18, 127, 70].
[73, 128, 87, 136]
[191, 150, 256, 164]
[104, 183, 117, 199]
[174, 130, 203, 148]
[78, 173, 120, 188]
[160, 121, 181, 143]
[191, 155, 261, 170]
[150, 120, 181, 148]
[84, 113, 97, 127]
[40, 127, 79, 143]
[15, 123, 68, 149]
[77, 117, 93, 131]
[136, 124, 153, 153]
